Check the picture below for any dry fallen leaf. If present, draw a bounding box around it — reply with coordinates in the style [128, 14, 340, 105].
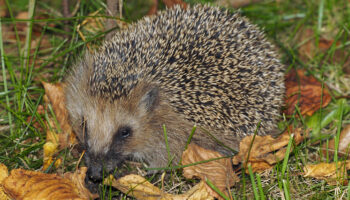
[181, 143, 238, 199]
[2, 169, 85, 200]
[0, 0, 7, 17]
[296, 28, 346, 63]
[303, 161, 350, 185]
[77, 9, 127, 52]
[162, 0, 187, 9]
[147, 0, 159, 15]
[104, 174, 214, 200]
[42, 82, 77, 170]
[0, 163, 10, 200]
[0, 164, 8, 184]
[323, 125, 350, 157]
[43, 82, 76, 148]
[43, 139, 61, 170]
[63, 167, 99, 200]
[232, 127, 304, 173]
[285, 69, 331, 117]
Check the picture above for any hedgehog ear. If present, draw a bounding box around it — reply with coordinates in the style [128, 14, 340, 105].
[138, 87, 159, 112]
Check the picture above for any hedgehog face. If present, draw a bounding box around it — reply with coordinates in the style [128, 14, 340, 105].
[66, 77, 162, 181]
[84, 87, 160, 181]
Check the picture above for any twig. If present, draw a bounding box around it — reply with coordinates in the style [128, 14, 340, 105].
[62, 0, 71, 33]
[105, 0, 122, 40]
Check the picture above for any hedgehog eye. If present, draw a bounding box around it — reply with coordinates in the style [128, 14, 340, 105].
[117, 126, 132, 139]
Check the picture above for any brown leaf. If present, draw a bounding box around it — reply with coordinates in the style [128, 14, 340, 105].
[42, 82, 77, 170]
[181, 144, 238, 199]
[232, 127, 304, 173]
[162, 0, 187, 9]
[2, 169, 85, 200]
[303, 161, 350, 185]
[297, 28, 337, 62]
[147, 0, 159, 15]
[296, 28, 349, 68]
[104, 174, 172, 200]
[43, 82, 77, 148]
[14, 12, 52, 41]
[64, 167, 99, 200]
[323, 125, 350, 157]
[0, 0, 6, 17]
[103, 174, 214, 200]
[284, 69, 331, 116]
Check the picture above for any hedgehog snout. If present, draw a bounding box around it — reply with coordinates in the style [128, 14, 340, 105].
[85, 150, 124, 182]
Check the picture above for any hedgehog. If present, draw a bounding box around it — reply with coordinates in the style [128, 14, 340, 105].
[65, 5, 285, 182]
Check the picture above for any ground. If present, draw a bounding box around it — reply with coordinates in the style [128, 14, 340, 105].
[0, 0, 350, 199]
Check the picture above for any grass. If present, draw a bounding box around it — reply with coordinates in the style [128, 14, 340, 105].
[1, 0, 350, 199]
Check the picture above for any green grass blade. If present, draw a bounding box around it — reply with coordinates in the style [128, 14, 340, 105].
[0, 17, 13, 134]
[281, 133, 294, 176]
[282, 179, 291, 200]
[248, 164, 259, 200]
[334, 99, 345, 163]
[205, 178, 230, 200]
[256, 173, 266, 200]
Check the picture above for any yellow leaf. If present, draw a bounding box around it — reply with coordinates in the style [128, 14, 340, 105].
[303, 161, 350, 185]
[43, 141, 59, 171]
[0, 163, 10, 200]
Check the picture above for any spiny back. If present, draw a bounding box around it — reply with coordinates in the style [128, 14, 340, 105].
[89, 5, 285, 136]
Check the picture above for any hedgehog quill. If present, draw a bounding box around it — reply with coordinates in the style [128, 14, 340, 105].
[65, 5, 285, 182]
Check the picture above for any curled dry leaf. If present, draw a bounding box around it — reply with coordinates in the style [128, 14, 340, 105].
[285, 69, 331, 117]
[181, 143, 238, 199]
[104, 174, 172, 200]
[303, 161, 350, 185]
[63, 167, 99, 200]
[232, 127, 304, 173]
[43, 82, 76, 148]
[0, 163, 10, 200]
[42, 82, 77, 170]
[2, 169, 85, 200]
[323, 125, 350, 157]
[104, 174, 213, 200]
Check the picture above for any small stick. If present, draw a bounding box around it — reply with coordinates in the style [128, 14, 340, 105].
[105, 0, 122, 40]
[62, 0, 71, 33]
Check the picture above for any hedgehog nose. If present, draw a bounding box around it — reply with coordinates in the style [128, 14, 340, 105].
[87, 164, 103, 182]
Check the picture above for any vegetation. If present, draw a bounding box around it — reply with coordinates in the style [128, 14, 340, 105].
[0, 0, 349, 199]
